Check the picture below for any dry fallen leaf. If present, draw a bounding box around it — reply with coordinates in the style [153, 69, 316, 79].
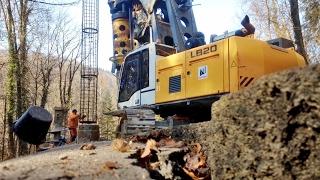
[59, 155, 69, 160]
[102, 161, 122, 170]
[149, 162, 160, 170]
[141, 139, 157, 158]
[183, 167, 204, 180]
[148, 131, 170, 141]
[197, 167, 210, 178]
[184, 153, 206, 171]
[60, 170, 77, 179]
[185, 143, 206, 170]
[80, 143, 96, 150]
[157, 138, 185, 148]
[183, 143, 210, 180]
[129, 135, 148, 143]
[3, 166, 10, 170]
[111, 139, 131, 152]
[190, 143, 202, 154]
[157, 138, 174, 147]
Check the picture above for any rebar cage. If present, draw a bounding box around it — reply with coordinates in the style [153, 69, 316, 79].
[80, 0, 99, 123]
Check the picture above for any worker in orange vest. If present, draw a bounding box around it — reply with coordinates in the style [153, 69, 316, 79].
[67, 109, 80, 143]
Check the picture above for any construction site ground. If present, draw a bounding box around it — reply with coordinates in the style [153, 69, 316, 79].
[0, 141, 151, 180]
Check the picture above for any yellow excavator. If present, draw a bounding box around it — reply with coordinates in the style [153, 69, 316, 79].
[106, 0, 306, 135]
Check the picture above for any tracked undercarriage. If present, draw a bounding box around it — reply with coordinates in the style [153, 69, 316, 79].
[105, 108, 193, 136]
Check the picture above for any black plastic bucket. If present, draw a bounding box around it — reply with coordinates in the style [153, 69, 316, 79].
[13, 106, 52, 145]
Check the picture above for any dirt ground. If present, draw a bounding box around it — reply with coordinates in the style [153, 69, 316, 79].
[0, 142, 151, 180]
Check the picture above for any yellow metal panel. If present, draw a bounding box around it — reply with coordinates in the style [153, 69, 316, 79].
[185, 42, 225, 98]
[156, 52, 186, 103]
[229, 36, 306, 90]
[223, 39, 230, 92]
[232, 37, 264, 90]
[228, 38, 240, 92]
[264, 45, 305, 73]
[294, 51, 306, 67]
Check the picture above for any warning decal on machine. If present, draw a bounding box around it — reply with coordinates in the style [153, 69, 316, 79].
[231, 60, 237, 67]
[198, 65, 208, 80]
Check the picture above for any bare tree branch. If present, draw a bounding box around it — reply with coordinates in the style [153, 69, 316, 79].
[27, 0, 80, 6]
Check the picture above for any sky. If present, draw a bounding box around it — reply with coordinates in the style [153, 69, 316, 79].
[0, 0, 245, 71]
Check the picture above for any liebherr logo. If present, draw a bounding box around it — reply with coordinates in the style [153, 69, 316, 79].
[198, 65, 208, 80]
[200, 68, 206, 76]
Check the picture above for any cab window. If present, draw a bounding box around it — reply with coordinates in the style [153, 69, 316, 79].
[141, 49, 149, 89]
[118, 49, 149, 103]
[119, 53, 140, 103]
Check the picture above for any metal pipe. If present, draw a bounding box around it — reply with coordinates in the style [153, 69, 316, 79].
[129, 6, 134, 50]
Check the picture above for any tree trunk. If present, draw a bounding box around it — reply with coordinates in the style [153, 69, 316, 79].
[40, 65, 54, 108]
[289, 0, 309, 62]
[40, 77, 49, 108]
[2, 97, 7, 161]
[16, 0, 30, 156]
[34, 72, 38, 106]
[3, 1, 18, 159]
[6, 42, 17, 160]
[59, 65, 64, 107]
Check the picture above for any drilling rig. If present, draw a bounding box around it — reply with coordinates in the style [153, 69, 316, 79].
[108, 0, 198, 74]
[106, 0, 306, 136]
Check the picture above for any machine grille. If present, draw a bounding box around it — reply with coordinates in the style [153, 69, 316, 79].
[169, 75, 181, 93]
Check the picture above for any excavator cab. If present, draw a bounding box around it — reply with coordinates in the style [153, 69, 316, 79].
[118, 43, 176, 109]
